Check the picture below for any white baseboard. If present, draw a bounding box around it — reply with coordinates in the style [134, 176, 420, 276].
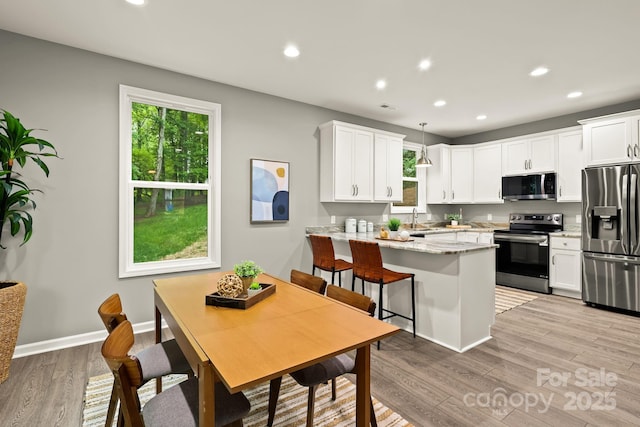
[12, 320, 167, 359]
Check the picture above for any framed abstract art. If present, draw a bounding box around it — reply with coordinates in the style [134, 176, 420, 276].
[250, 159, 290, 223]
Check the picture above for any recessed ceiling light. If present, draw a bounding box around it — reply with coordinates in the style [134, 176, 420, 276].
[375, 79, 387, 90]
[126, 0, 145, 5]
[530, 66, 549, 77]
[434, 100, 446, 107]
[283, 45, 300, 58]
[418, 59, 432, 71]
[476, 114, 487, 120]
[567, 91, 583, 99]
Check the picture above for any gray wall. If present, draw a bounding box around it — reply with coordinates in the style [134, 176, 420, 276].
[0, 30, 447, 346]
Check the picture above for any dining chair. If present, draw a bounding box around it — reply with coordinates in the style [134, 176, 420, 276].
[348, 239, 416, 350]
[101, 320, 251, 427]
[98, 293, 193, 427]
[267, 285, 378, 427]
[290, 268, 327, 294]
[309, 234, 353, 286]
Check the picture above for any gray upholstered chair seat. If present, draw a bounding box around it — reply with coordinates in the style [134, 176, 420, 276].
[289, 353, 354, 387]
[142, 377, 251, 427]
[137, 338, 191, 381]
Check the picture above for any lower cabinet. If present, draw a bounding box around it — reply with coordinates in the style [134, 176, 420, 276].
[549, 236, 581, 298]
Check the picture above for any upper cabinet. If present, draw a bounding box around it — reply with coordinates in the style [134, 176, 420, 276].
[473, 143, 503, 203]
[449, 146, 474, 203]
[319, 121, 404, 202]
[374, 133, 403, 202]
[580, 110, 640, 166]
[557, 130, 583, 202]
[426, 144, 451, 204]
[502, 135, 556, 175]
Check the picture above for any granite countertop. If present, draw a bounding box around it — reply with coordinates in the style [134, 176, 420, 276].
[549, 231, 581, 238]
[307, 231, 498, 255]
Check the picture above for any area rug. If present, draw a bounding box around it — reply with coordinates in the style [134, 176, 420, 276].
[495, 286, 538, 314]
[83, 372, 412, 426]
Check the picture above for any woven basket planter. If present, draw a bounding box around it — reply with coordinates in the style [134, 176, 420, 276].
[0, 281, 27, 384]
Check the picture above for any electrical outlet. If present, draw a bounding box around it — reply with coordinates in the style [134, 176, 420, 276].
[330, 215, 336, 224]
[487, 213, 493, 221]
[444, 213, 448, 220]
[576, 215, 582, 224]
[382, 214, 389, 222]
[426, 213, 432, 220]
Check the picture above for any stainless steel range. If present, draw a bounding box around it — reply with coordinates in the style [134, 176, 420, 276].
[494, 213, 563, 294]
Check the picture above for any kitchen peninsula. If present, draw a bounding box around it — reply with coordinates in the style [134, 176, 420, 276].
[307, 230, 498, 352]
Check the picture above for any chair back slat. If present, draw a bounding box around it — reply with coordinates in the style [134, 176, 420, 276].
[309, 235, 337, 270]
[98, 293, 128, 333]
[326, 285, 376, 316]
[348, 240, 384, 282]
[290, 269, 327, 294]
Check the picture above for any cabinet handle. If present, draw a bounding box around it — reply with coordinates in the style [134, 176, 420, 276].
[389, 187, 392, 197]
[524, 159, 528, 170]
[355, 185, 358, 196]
[635, 144, 639, 158]
[498, 189, 501, 198]
[552, 255, 555, 265]
[628, 145, 633, 158]
[559, 186, 562, 197]
[352, 185, 355, 196]
[443, 190, 446, 199]
[452, 190, 455, 200]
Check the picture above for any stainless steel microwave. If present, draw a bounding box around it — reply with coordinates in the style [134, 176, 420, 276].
[502, 173, 556, 200]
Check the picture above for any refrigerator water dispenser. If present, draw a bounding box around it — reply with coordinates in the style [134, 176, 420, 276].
[592, 206, 620, 240]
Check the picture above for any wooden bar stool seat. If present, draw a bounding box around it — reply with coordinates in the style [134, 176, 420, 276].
[309, 234, 352, 286]
[348, 239, 416, 349]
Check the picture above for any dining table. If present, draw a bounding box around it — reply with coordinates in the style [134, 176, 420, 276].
[153, 271, 400, 427]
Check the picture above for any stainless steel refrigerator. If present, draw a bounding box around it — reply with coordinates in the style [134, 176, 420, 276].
[582, 164, 640, 312]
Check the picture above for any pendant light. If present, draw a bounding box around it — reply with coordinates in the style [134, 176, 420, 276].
[416, 122, 432, 168]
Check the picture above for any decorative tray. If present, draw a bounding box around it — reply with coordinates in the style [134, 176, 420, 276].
[205, 283, 276, 309]
[446, 225, 472, 229]
[375, 236, 415, 242]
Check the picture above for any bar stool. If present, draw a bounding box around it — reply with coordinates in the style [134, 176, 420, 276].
[309, 234, 352, 287]
[348, 239, 415, 349]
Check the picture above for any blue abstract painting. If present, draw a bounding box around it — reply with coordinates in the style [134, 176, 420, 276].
[251, 159, 289, 223]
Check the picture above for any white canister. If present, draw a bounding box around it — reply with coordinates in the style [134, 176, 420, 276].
[345, 218, 357, 233]
[358, 219, 367, 233]
[367, 221, 373, 232]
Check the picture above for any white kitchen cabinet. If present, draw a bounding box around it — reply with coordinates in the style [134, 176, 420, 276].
[557, 129, 583, 202]
[456, 231, 494, 244]
[424, 232, 456, 241]
[473, 143, 503, 203]
[580, 111, 640, 166]
[478, 232, 494, 244]
[374, 133, 403, 202]
[502, 135, 556, 175]
[319, 120, 404, 202]
[550, 236, 581, 298]
[450, 146, 474, 203]
[426, 144, 451, 204]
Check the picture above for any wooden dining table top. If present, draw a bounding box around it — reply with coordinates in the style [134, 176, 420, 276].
[153, 271, 400, 393]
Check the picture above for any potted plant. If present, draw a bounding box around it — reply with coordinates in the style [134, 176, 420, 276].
[447, 213, 460, 226]
[247, 281, 262, 297]
[0, 109, 59, 383]
[233, 260, 264, 292]
[387, 217, 402, 239]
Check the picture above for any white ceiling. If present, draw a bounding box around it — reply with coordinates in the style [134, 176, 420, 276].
[1, 0, 639, 138]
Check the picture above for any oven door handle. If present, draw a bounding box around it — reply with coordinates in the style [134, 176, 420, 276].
[494, 235, 548, 245]
[583, 252, 640, 265]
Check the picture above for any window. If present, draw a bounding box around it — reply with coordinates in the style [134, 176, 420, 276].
[391, 142, 426, 214]
[119, 85, 221, 277]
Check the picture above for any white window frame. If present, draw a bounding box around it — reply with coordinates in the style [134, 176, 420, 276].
[118, 85, 221, 278]
[391, 141, 427, 214]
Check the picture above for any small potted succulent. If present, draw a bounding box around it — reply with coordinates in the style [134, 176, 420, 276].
[233, 260, 263, 292]
[387, 217, 402, 239]
[447, 213, 461, 226]
[247, 281, 262, 297]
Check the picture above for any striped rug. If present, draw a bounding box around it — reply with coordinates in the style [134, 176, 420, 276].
[495, 286, 538, 314]
[83, 372, 412, 427]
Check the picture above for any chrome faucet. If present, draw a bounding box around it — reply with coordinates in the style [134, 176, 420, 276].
[412, 208, 419, 229]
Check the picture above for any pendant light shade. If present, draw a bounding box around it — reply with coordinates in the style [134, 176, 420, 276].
[416, 122, 432, 168]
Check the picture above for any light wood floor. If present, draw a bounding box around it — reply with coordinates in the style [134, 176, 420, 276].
[2, 291, 640, 426]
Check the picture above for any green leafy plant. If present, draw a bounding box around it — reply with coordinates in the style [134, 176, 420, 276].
[249, 282, 261, 290]
[387, 217, 402, 231]
[0, 110, 59, 248]
[233, 260, 263, 278]
[446, 213, 461, 221]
